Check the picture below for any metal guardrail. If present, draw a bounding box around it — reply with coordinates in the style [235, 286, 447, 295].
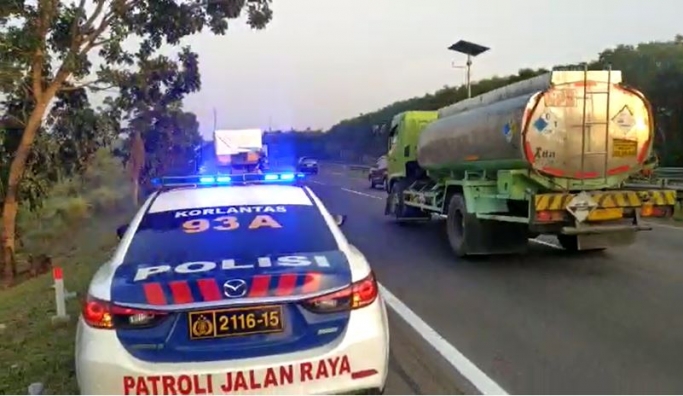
[324, 162, 683, 188]
[321, 161, 372, 171]
[652, 167, 683, 180]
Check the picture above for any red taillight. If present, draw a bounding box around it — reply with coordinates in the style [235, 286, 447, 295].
[535, 210, 565, 223]
[301, 272, 378, 314]
[82, 295, 167, 329]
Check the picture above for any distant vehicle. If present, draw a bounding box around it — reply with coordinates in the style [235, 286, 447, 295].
[368, 155, 387, 189]
[214, 128, 266, 173]
[75, 171, 389, 395]
[297, 157, 318, 175]
[385, 68, 677, 255]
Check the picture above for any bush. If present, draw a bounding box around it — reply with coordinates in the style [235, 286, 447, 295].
[16, 149, 132, 258]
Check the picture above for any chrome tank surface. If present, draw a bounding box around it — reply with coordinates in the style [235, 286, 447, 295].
[417, 70, 654, 180]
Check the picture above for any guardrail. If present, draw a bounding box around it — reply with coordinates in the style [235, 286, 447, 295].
[653, 167, 683, 180]
[625, 167, 683, 191]
[323, 162, 683, 188]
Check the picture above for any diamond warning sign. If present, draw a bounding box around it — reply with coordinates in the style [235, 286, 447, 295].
[566, 191, 598, 223]
[612, 105, 635, 134]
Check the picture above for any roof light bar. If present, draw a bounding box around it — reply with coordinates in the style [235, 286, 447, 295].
[151, 172, 306, 188]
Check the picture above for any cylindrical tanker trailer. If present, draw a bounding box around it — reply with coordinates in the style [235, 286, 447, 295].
[384, 69, 677, 257]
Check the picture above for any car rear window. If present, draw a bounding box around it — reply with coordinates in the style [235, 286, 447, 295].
[122, 204, 339, 265]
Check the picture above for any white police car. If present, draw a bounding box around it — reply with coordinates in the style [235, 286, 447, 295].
[75, 172, 389, 395]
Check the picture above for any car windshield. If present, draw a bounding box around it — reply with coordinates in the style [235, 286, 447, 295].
[122, 204, 339, 265]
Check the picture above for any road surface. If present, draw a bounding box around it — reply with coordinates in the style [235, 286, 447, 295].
[311, 163, 683, 395]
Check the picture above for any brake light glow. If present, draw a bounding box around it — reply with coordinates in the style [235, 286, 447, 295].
[82, 295, 167, 329]
[301, 272, 378, 314]
[535, 210, 565, 222]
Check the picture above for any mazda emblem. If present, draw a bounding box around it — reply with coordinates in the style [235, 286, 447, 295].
[223, 279, 248, 298]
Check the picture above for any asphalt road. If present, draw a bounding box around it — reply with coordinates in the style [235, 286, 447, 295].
[310, 164, 683, 395]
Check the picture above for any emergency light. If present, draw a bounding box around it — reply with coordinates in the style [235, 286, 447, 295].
[151, 172, 306, 188]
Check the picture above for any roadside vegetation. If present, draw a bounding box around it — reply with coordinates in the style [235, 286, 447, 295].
[0, 0, 274, 393]
[0, 149, 132, 394]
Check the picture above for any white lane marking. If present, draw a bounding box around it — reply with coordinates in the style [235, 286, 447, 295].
[308, 180, 326, 185]
[380, 284, 508, 395]
[341, 187, 382, 200]
[529, 238, 562, 249]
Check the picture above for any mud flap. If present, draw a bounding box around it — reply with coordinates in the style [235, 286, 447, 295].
[558, 230, 636, 251]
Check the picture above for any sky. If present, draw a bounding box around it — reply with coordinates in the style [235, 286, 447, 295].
[173, 0, 683, 138]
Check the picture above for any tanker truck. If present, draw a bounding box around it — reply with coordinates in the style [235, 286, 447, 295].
[384, 68, 677, 256]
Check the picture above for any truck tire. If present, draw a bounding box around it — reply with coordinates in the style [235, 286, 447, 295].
[386, 180, 422, 225]
[446, 194, 468, 257]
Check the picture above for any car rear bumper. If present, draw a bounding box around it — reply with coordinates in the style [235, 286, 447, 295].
[75, 298, 389, 395]
[300, 167, 318, 174]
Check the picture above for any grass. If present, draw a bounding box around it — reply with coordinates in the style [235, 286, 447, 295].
[0, 150, 135, 394]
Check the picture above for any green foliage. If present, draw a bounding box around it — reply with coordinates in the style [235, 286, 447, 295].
[0, 86, 119, 210]
[278, 36, 683, 166]
[0, 0, 274, 277]
[114, 102, 203, 188]
[17, 149, 131, 253]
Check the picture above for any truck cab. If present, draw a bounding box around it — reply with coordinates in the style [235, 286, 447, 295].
[386, 111, 438, 192]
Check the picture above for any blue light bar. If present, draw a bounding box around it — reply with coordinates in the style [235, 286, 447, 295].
[151, 172, 306, 188]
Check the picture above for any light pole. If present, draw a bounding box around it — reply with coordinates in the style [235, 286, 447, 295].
[448, 40, 490, 98]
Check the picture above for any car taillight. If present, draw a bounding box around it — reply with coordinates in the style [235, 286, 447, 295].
[301, 272, 378, 314]
[82, 295, 168, 329]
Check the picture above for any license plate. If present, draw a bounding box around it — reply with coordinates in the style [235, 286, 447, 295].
[588, 208, 623, 221]
[188, 305, 284, 340]
[612, 138, 637, 157]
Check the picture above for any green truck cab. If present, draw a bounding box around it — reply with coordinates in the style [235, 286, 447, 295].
[386, 111, 438, 188]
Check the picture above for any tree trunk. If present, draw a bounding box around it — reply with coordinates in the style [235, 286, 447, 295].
[1, 99, 50, 284]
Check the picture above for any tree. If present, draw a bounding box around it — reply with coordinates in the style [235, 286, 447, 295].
[0, 0, 273, 283]
[128, 131, 145, 205]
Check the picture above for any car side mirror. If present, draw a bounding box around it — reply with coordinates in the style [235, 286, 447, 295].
[116, 224, 129, 240]
[333, 214, 347, 227]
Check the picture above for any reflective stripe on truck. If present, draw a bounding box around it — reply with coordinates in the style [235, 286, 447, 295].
[534, 190, 676, 211]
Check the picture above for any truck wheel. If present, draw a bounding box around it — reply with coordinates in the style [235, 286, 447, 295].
[446, 194, 468, 257]
[386, 182, 402, 218]
[386, 180, 418, 225]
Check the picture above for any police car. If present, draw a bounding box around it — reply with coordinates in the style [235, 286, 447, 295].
[75, 172, 389, 395]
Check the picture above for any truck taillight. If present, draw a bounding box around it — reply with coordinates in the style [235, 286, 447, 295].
[301, 272, 378, 314]
[82, 295, 167, 329]
[536, 210, 565, 222]
[640, 204, 670, 218]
